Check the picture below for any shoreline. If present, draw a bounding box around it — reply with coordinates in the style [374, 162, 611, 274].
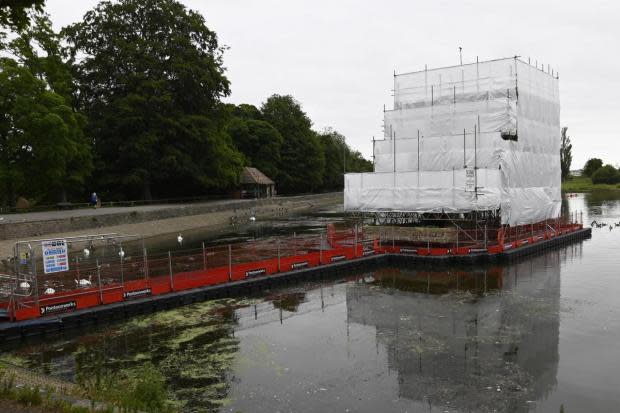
[0, 193, 342, 261]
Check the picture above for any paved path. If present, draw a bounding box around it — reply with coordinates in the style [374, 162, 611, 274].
[0, 198, 256, 224]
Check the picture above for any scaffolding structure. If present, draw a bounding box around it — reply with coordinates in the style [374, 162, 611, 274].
[345, 56, 561, 229]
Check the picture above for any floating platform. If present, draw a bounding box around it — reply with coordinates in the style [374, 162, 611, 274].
[0, 226, 590, 342]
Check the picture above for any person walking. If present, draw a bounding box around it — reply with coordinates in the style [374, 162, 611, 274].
[90, 192, 98, 208]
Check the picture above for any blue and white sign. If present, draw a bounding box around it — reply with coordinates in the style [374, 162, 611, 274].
[42, 239, 69, 274]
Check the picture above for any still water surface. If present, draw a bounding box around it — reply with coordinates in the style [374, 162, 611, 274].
[3, 193, 620, 413]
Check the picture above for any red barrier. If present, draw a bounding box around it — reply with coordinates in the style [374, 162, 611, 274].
[4, 223, 584, 323]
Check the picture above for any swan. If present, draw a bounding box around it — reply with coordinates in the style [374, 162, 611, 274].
[75, 275, 92, 287]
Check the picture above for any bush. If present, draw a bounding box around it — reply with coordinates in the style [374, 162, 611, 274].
[591, 165, 620, 184]
[583, 158, 603, 177]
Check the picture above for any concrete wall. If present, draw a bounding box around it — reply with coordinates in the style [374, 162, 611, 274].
[0, 193, 342, 241]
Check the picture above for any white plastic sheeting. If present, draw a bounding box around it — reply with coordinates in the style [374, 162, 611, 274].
[345, 57, 561, 225]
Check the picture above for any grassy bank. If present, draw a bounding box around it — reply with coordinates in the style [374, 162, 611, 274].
[0, 360, 176, 413]
[562, 176, 620, 192]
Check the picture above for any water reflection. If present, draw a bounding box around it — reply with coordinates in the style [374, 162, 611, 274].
[2, 236, 589, 412]
[347, 255, 563, 412]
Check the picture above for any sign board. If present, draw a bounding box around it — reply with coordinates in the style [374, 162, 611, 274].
[465, 168, 476, 192]
[40, 300, 76, 315]
[123, 288, 152, 300]
[245, 268, 267, 278]
[42, 239, 69, 274]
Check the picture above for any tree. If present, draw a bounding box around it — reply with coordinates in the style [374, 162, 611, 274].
[591, 165, 620, 185]
[560, 126, 572, 181]
[261, 95, 325, 193]
[319, 129, 347, 190]
[0, 0, 44, 30]
[318, 128, 372, 190]
[0, 58, 89, 206]
[63, 0, 242, 200]
[228, 117, 283, 179]
[0, 14, 91, 206]
[7, 14, 92, 202]
[583, 158, 603, 178]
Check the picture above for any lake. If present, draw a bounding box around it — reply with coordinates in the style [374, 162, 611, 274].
[2, 193, 619, 413]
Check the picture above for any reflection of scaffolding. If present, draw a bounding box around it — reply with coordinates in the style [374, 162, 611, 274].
[346, 252, 561, 411]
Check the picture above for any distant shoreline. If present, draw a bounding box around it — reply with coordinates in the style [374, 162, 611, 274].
[562, 176, 620, 192]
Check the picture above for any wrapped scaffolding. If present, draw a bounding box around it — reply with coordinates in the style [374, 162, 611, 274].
[345, 57, 561, 226]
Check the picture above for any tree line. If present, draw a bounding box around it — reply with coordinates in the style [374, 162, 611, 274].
[0, 0, 371, 207]
[581, 158, 620, 185]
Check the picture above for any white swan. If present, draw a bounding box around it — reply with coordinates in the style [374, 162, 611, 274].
[75, 275, 92, 287]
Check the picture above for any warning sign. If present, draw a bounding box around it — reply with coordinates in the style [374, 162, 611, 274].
[42, 239, 69, 274]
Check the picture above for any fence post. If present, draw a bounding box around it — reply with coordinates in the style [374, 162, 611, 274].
[168, 251, 174, 291]
[143, 248, 149, 281]
[484, 224, 487, 249]
[320, 233, 323, 264]
[96, 259, 103, 304]
[354, 224, 358, 258]
[31, 248, 40, 309]
[456, 228, 459, 250]
[277, 239, 281, 272]
[228, 244, 232, 282]
[120, 255, 124, 289]
[202, 242, 207, 272]
[392, 226, 395, 249]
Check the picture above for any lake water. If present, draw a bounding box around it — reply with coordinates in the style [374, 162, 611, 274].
[2, 193, 619, 413]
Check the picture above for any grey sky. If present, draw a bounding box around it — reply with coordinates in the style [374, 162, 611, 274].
[46, 0, 619, 168]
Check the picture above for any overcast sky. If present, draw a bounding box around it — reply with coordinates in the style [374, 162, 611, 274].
[46, 0, 619, 168]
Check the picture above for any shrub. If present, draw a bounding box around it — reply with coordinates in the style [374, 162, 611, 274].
[591, 165, 620, 184]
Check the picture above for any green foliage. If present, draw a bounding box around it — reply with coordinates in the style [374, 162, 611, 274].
[591, 165, 620, 185]
[560, 126, 572, 181]
[15, 385, 42, 406]
[261, 95, 325, 193]
[228, 118, 283, 178]
[561, 175, 620, 192]
[319, 128, 372, 190]
[76, 357, 175, 413]
[63, 0, 242, 200]
[583, 158, 603, 177]
[0, 0, 44, 30]
[1, 2, 372, 204]
[0, 52, 91, 206]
